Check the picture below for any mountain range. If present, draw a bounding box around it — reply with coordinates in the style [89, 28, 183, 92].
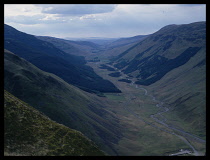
[64, 37, 119, 45]
[36, 36, 101, 56]
[4, 21, 206, 156]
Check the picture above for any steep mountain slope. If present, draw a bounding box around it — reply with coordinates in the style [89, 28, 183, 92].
[4, 90, 106, 156]
[109, 21, 206, 139]
[112, 21, 206, 86]
[36, 36, 100, 56]
[4, 24, 121, 93]
[4, 49, 122, 155]
[148, 48, 206, 139]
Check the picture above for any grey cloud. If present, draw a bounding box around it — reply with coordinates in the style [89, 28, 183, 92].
[5, 14, 67, 25]
[5, 15, 45, 24]
[5, 4, 206, 38]
[39, 4, 117, 16]
[178, 4, 205, 7]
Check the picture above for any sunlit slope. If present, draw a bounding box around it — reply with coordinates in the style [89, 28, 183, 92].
[4, 90, 106, 156]
[112, 21, 206, 85]
[4, 49, 122, 155]
[110, 21, 206, 139]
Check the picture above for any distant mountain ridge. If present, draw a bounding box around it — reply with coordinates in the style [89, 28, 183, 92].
[65, 37, 119, 45]
[105, 34, 149, 49]
[4, 24, 121, 93]
[37, 36, 100, 56]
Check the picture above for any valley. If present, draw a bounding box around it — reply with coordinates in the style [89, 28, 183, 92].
[87, 59, 206, 156]
[4, 21, 206, 156]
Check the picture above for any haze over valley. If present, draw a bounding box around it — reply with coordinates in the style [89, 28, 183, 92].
[4, 4, 206, 156]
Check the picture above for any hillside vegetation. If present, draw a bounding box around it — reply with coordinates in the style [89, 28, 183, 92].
[4, 49, 122, 155]
[112, 22, 206, 86]
[4, 90, 106, 156]
[106, 21, 206, 139]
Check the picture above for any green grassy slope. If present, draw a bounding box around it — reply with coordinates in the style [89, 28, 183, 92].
[148, 47, 206, 139]
[112, 21, 206, 85]
[4, 49, 122, 155]
[108, 21, 206, 140]
[4, 90, 106, 156]
[115, 22, 205, 62]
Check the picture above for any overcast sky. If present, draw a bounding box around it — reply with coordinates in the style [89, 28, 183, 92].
[4, 4, 206, 39]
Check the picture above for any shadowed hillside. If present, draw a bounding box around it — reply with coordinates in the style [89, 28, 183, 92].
[4, 24, 121, 94]
[36, 36, 101, 56]
[4, 49, 122, 155]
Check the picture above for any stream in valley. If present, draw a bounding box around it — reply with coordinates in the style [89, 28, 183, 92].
[106, 64, 206, 156]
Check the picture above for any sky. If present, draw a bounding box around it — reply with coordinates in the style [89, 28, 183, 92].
[4, 4, 206, 39]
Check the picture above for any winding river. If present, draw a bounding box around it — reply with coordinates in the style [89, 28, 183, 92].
[107, 64, 205, 156]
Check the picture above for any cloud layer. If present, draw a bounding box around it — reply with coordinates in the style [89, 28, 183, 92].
[4, 4, 206, 38]
[39, 4, 117, 15]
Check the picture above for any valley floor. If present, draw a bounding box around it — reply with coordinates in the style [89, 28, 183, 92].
[87, 60, 206, 156]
